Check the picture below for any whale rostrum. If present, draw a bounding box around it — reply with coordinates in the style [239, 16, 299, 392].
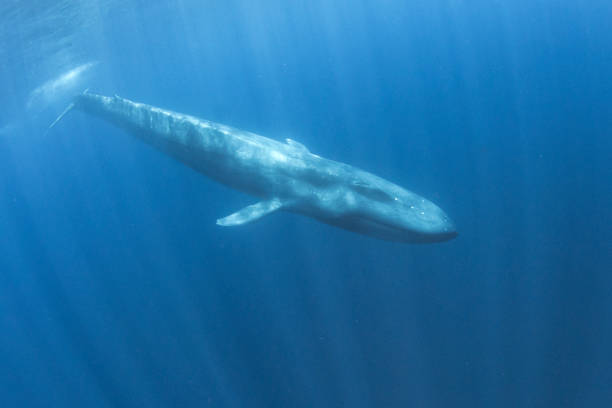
[50, 92, 457, 243]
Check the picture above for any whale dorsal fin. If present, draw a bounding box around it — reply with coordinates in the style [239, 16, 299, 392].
[216, 198, 285, 226]
[285, 138, 309, 152]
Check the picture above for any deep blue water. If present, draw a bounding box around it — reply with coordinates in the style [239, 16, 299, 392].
[1, 1, 611, 407]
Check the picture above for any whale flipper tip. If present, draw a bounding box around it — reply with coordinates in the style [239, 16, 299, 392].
[46, 102, 75, 135]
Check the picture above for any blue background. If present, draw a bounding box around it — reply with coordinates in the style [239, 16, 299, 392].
[1, 1, 611, 406]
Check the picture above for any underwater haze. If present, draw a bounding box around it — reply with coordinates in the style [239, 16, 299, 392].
[1, 0, 611, 407]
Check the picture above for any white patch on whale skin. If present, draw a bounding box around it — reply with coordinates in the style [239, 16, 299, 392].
[270, 150, 288, 163]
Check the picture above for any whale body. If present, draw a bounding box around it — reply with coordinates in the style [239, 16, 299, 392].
[52, 92, 457, 243]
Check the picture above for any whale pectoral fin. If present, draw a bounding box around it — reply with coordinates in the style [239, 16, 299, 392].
[216, 198, 285, 226]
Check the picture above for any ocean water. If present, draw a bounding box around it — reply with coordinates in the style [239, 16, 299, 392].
[1, 0, 611, 407]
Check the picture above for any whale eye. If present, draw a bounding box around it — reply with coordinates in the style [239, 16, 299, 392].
[352, 183, 393, 202]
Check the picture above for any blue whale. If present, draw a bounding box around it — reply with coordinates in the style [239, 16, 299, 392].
[51, 92, 457, 243]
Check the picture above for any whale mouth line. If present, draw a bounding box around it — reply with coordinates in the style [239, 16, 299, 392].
[357, 217, 418, 240]
[356, 216, 457, 243]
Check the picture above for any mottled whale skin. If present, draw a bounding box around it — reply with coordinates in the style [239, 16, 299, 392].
[59, 92, 457, 243]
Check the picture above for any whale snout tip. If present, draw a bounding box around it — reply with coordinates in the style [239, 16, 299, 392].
[427, 217, 458, 243]
[441, 218, 458, 239]
[441, 228, 459, 241]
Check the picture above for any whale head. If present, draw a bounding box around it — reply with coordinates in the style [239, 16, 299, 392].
[309, 172, 457, 244]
